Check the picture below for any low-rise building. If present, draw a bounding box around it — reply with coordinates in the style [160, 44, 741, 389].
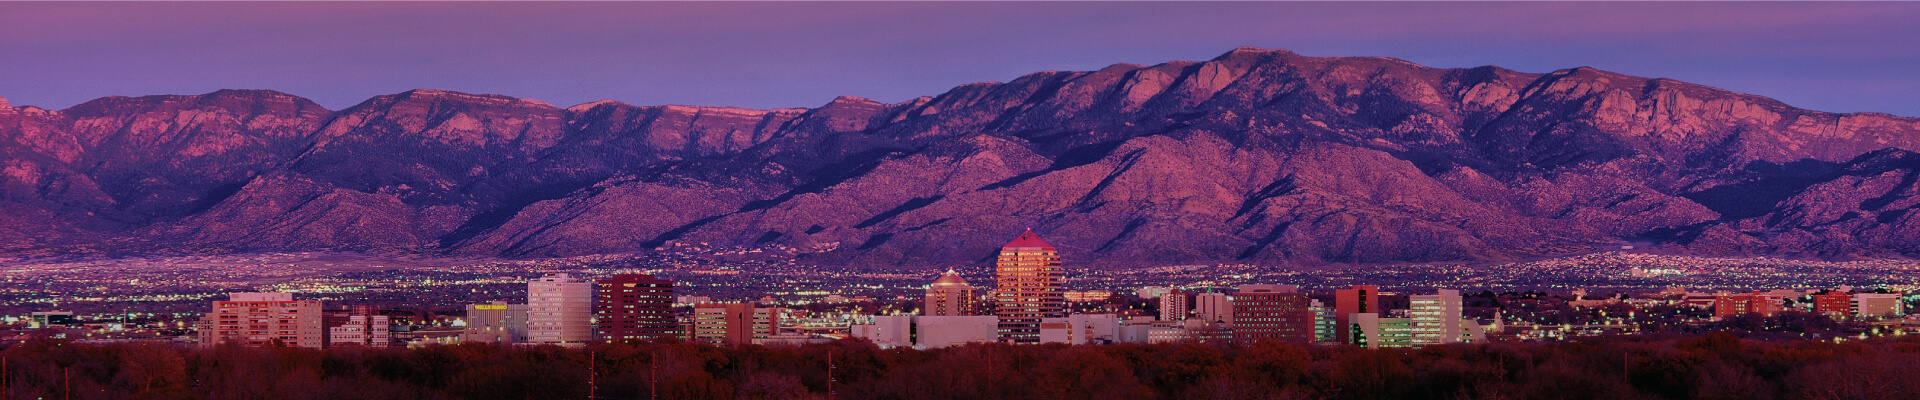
[1854, 293, 1905, 317]
[1040, 314, 1121, 345]
[462, 302, 528, 344]
[850, 315, 999, 348]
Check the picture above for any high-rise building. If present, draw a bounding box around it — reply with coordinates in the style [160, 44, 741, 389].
[1195, 290, 1234, 324]
[1409, 289, 1466, 346]
[1335, 285, 1381, 344]
[1160, 288, 1190, 321]
[1309, 299, 1337, 344]
[528, 273, 593, 345]
[995, 228, 1065, 343]
[1350, 313, 1412, 348]
[327, 306, 391, 348]
[595, 274, 676, 341]
[198, 292, 323, 348]
[692, 303, 783, 346]
[694, 303, 754, 346]
[1853, 293, 1905, 317]
[752, 307, 786, 342]
[463, 302, 529, 344]
[1231, 285, 1312, 346]
[924, 269, 978, 316]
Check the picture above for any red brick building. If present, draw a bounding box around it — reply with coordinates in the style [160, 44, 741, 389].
[1713, 293, 1783, 318]
[1335, 285, 1381, 344]
[1812, 291, 1852, 316]
[1232, 285, 1314, 346]
[595, 274, 676, 341]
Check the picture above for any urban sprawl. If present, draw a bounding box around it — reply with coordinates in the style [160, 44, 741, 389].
[6, 230, 1919, 350]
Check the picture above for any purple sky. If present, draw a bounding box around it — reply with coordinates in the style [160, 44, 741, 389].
[4, 2, 1918, 117]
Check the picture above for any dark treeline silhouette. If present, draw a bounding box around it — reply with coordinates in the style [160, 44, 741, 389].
[2, 333, 1917, 400]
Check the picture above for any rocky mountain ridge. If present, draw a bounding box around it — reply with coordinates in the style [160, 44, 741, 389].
[4, 47, 1919, 267]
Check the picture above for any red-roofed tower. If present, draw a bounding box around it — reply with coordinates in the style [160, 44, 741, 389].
[994, 228, 1065, 343]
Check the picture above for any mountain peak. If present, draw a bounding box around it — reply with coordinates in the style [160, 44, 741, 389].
[202, 88, 299, 99]
[1214, 46, 1296, 61]
[354, 89, 559, 111]
[8, 47, 1920, 266]
[567, 99, 631, 113]
[828, 95, 879, 106]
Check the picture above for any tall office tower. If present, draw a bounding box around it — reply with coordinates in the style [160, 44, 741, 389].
[1231, 285, 1312, 346]
[693, 303, 754, 346]
[1160, 288, 1189, 321]
[1409, 289, 1465, 346]
[463, 301, 529, 344]
[1334, 285, 1381, 344]
[327, 306, 391, 348]
[1195, 290, 1234, 324]
[751, 307, 786, 343]
[924, 269, 979, 316]
[995, 228, 1065, 343]
[528, 273, 594, 345]
[595, 274, 676, 341]
[1309, 299, 1337, 344]
[198, 292, 323, 348]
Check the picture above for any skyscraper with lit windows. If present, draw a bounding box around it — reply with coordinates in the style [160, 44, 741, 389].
[595, 274, 676, 341]
[994, 228, 1065, 343]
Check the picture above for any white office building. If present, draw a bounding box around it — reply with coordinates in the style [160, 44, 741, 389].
[1039, 314, 1122, 345]
[1195, 291, 1233, 324]
[1406, 289, 1486, 346]
[850, 315, 999, 349]
[527, 273, 593, 345]
[1853, 293, 1905, 317]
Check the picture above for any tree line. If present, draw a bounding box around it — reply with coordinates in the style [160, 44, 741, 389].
[1, 332, 1916, 400]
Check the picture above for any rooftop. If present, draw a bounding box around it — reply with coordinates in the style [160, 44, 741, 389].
[1002, 228, 1055, 250]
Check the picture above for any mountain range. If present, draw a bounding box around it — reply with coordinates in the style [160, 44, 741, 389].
[5, 47, 1920, 268]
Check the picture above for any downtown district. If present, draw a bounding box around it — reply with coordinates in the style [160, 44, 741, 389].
[8, 230, 1919, 350]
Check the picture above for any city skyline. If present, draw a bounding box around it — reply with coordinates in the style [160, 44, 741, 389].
[6, 2, 1920, 397]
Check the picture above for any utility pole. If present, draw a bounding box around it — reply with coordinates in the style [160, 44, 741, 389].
[826, 350, 836, 400]
[588, 350, 597, 400]
[650, 349, 659, 400]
